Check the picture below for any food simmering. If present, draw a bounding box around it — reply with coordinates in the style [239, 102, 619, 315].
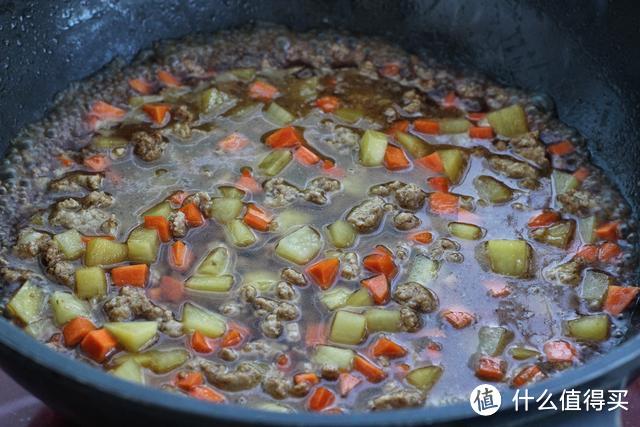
[0, 27, 637, 413]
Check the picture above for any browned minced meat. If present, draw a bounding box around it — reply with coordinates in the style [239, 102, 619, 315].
[393, 212, 420, 231]
[264, 178, 301, 208]
[488, 155, 539, 180]
[346, 196, 386, 233]
[169, 104, 195, 139]
[49, 191, 116, 235]
[262, 372, 311, 399]
[14, 228, 51, 258]
[509, 132, 549, 170]
[544, 257, 586, 286]
[400, 307, 422, 332]
[557, 189, 595, 216]
[427, 238, 461, 261]
[184, 191, 212, 217]
[168, 211, 187, 238]
[303, 177, 341, 205]
[393, 282, 439, 313]
[369, 388, 426, 410]
[194, 360, 264, 392]
[275, 281, 296, 300]
[370, 181, 426, 211]
[103, 286, 182, 337]
[40, 241, 75, 287]
[281, 267, 306, 286]
[0, 266, 39, 284]
[340, 252, 360, 280]
[132, 130, 168, 162]
[326, 125, 360, 153]
[49, 172, 103, 192]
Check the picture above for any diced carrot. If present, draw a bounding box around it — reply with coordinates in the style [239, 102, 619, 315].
[362, 252, 397, 279]
[236, 169, 262, 194]
[147, 287, 162, 301]
[80, 235, 115, 245]
[603, 286, 639, 316]
[305, 323, 327, 347]
[442, 92, 457, 108]
[547, 140, 575, 156]
[57, 155, 75, 167]
[243, 204, 272, 232]
[144, 215, 171, 242]
[416, 152, 444, 173]
[469, 126, 494, 139]
[442, 310, 475, 329]
[248, 80, 278, 100]
[413, 119, 440, 135]
[316, 96, 340, 113]
[384, 145, 411, 170]
[573, 167, 590, 182]
[191, 331, 213, 353]
[599, 242, 622, 262]
[370, 337, 407, 358]
[157, 70, 182, 87]
[175, 371, 204, 391]
[543, 340, 576, 363]
[294, 373, 320, 386]
[595, 221, 619, 241]
[306, 258, 340, 290]
[430, 192, 459, 216]
[360, 274, 390, 305]
[169, 190, 188, 206]
[424, 342, 443, 361]
[169, 240, 192, 272]
[409, 230, 433, 244]
[427, 176, 449, 193]
[386, 120, 409, 135]
[308, 386, 335, 411]
[467, 112, 486, 122]
[83, 154, 110, 172]
[62, 317, 96, 347]
[353, 355, 387, 383]
[221, 328, 245, 348]
[475, 356, 505, 381]
[179, 203, 204, 227]
[457, 208, 482, 225]
[128, 78, 154, 95]
[482, 279, 511, 298]
[189, 385, 225, 403]
[90, 101, 126, 120]
[218, 132, 250, 152]
[159, 276, 184, 303]
[320, 159, 345, 177]
[142, 103, 171, 125]
[265, 126, 302, 149]
[528, 210, 561, 228]
[338, 373, 361, 397]
[576, 245, 599, 263]
[111, 264, 149, 287]
[373, 244, 393, 257]
[512, 365, 544, 388]
[294, 146, 321, 166]
[393, 363, 411, 379]
[276, 353, 291, 369]
[80, 328, 117, 362]
[380, 62, 400, 77]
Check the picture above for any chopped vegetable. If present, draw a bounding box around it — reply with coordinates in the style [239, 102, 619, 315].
[429, 192, 459, 216]
[475, 356, 505, 381]
[416, 152, 444, 173]
[474, 175, 513, 203]
[265, 126, 301, 149]
[157, 70, 181, 87]
[528, 210, 561, 228]
[598, 242, 622, 262]
[306, 257, 340, 290]
[486, 240, 531, 277]
[210, 197, 244, 224]
[142, 201, 173, 219]
[395, 131, 433, 158]
[75, 266, 108, 299]
[365, 309, 401, 332]
[181, 303, 226, 338]
[275, 225, 322, 264]
[218, 132, 250, 152]
[84, 238, 128, 266]
[144, 216, 171, 242]
[308, 386, 335, 411]
[243, 204, 272, 232]
[104, 321, 158, 352]
[249, 80, 279, 100]
[189, 386, 225, 403]
[81, 328, 118, 362]
[327, 220, 356, 248]
[334, 108, 363, 123]
[62, 317, 96, 347]
[316, 96, 340, 113]
[566, 314, 610, 341]
[359, 130, 388, 167]
[360, 274, 390, 304]
[578, 216, 597, 244]
[90, 135, 128, 149]
[442, 310, 475, 329]
[438, 149, 466, 183]
[258, 149, 292, 176]
[370, 337, 407, 358]
[552, 170, 580, 196]
[409, 230, 433, 244]
[50, 292, 89, 326]
[226, 219, 257, 247]
[448, 222, 483, 240]
[512, 365, 544, 388]
[595, 221, 619, 241]
[509, 346, 540, 360]
[487, 104, 528, 137]
[142, 103, 170, 124]
[438, 118, 471, 134]
[531, 220, 576, 249]
[354, 355, 387, 382]
[191, 331, 213, 353]
[469, 126, 494, 139]
[175, 371, 204, 391]
[127, 227, 160, 264]
[413, 119, 440, 134]
[312, 345, 354, 370]
[384, 145, 411, 170]
[53, 229, 84, 260]
[320, 287, 352, 310]
[580, 270, 612, 310]
[547, 140, 575, 156]
[477, 326, 514, 356]
[7, 281, 45, 324]
[346, 288, 375, 307]
[603, 286, 639, 316]
[363, 251, 396, 279]
[406, 255, 439, 287]
[111, 264, 148, 287]
[338, 373, 361, 397]
[544, 340, 576, 363]
[294, 146, 320, 166]
[406, 366, 443, 391]
[264, 102, 294, 126]
[197, 247, 229, 276]
[329, 310, 367, 345]
[186, 275, 234, 292]
[179, 203, 205, 227]
[129, 78, 154, 95]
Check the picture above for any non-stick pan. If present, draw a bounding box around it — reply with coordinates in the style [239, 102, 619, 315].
[0, 1, 639, 425]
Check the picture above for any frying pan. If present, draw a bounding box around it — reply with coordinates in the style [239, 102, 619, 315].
[1, 0, 639, 425]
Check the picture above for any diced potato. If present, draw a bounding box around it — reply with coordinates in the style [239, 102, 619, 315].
[439, 118, 471, 134]
[580, 270, 612, 310]
[365, 309, 401, 332]
[273, 210, 313, 233]
[312, 345, 355, 370]
[474, 175, 513, 203]
[226, 219, 257, 247]
[243, 270, 279, 292]
[181, 303, 226, 338]
[129, 95, 163, 107]
[477, 326, 514, 356]
[486, 240, 531, 277]
[359, 130, 388, 167]
[186, 274, 234, 292]
[346, 288, 374, 307]
[113, 348, 189, 374]
[49, 291, 90, 326]
[142, 201, 173, 219]
[24, 318, 57, 340]
[438, 149, 466, 183]
[320, 287, 353, 310]
[127, 228, 160, 264]
[264, 102, 294, 126]
[334, 108, 363, 123]
[406, 366, 443, 391]
[487, 104, 528, 137]
[578, 216, 597, 244]
[531, 220, 575, 249]
[91, 135, 128, 150]
[219, 186, 246, 199]
[75, 266, 107, 299]
[105, 321, 158, 352]
[509, 346, 540, 360]
[566, 314, 610, 341]
[7, 281, 45, 324]
[200, 87, 232, 114]
[275, 225, 322, 265]
[394, 131, 433, 158]
[406, 255, 439, 287]
[210, 198, 244, 224]
[85, 238, 128, 267]
[230, 68, 256, 81]
[552, 170, 580, 196]
[448, 222, 483, 240]
[329, 311, 367, 345]
[197, 247, 230, 276]
[252, 403, 292, 413]
[258, 149, 292, 176]
[53, 229, 84, 260]
[110, 359, 144, 384]
[327, 220, 356, 248]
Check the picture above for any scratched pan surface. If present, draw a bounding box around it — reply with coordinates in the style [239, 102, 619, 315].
[0, 1, 639, 425]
